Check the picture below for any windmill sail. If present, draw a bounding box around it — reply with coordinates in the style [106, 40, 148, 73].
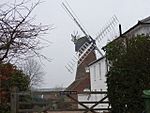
[77, 42, 96, 66]
[95, 15, 119, 41]
[62, 2, 90, 40]
[76, 16, 119, 66]
[62, 2, 119, 73]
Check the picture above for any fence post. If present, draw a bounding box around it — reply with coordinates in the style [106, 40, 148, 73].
[11, 87, 19, 113]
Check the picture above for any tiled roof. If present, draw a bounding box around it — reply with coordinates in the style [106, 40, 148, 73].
[66, 76, 90, 92]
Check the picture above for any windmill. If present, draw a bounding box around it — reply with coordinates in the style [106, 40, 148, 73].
[62, 2, 119, 74]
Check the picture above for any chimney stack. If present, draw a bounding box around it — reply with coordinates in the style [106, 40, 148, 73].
[119, 24, 122, 36]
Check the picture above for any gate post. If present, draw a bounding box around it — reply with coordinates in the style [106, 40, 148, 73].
[11, 87, 19, 113]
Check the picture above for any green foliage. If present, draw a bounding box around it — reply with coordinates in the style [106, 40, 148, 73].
[0, 63, 30, 113]
[10, 70, 29, 91]
[105, 35, 150, 113]
[0, 104, 10, 113]
[1, 63, 29, 92]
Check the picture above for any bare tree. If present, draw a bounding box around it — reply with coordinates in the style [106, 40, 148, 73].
[21, 58, 44, 88]
[0, 0, 50, 63]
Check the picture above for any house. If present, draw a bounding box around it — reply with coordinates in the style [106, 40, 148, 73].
[90, 15, 150, 91]
[88, 56, 108, 92]
[78, 56, 109, 110]
[78, 16, 150, 111]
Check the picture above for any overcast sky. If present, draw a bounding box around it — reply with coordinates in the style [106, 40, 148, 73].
[3, 0, 150, 88]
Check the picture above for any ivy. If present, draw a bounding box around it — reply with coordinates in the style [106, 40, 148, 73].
[105, 35, 150, 113]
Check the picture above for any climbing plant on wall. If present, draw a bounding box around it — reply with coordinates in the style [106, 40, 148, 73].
[104, 35, 150, 113]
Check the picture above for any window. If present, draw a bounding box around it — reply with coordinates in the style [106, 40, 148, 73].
[93, 65, 96, 81]
[99, 63, 102, 80]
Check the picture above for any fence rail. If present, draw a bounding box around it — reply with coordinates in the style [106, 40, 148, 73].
[11, 89, 110, 113]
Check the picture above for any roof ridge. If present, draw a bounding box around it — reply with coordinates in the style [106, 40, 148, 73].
[140, 16, 150, 23]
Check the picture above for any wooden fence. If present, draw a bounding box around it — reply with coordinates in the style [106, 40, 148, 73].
[11, 89, 110, 113]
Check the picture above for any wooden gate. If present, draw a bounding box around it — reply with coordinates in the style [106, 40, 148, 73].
[11, 89, 110, 113]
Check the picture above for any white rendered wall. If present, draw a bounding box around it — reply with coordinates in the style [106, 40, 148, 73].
[78, 57, 109, 111]
[89, 57, 107, 91]
[126, 24, 150, 37]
